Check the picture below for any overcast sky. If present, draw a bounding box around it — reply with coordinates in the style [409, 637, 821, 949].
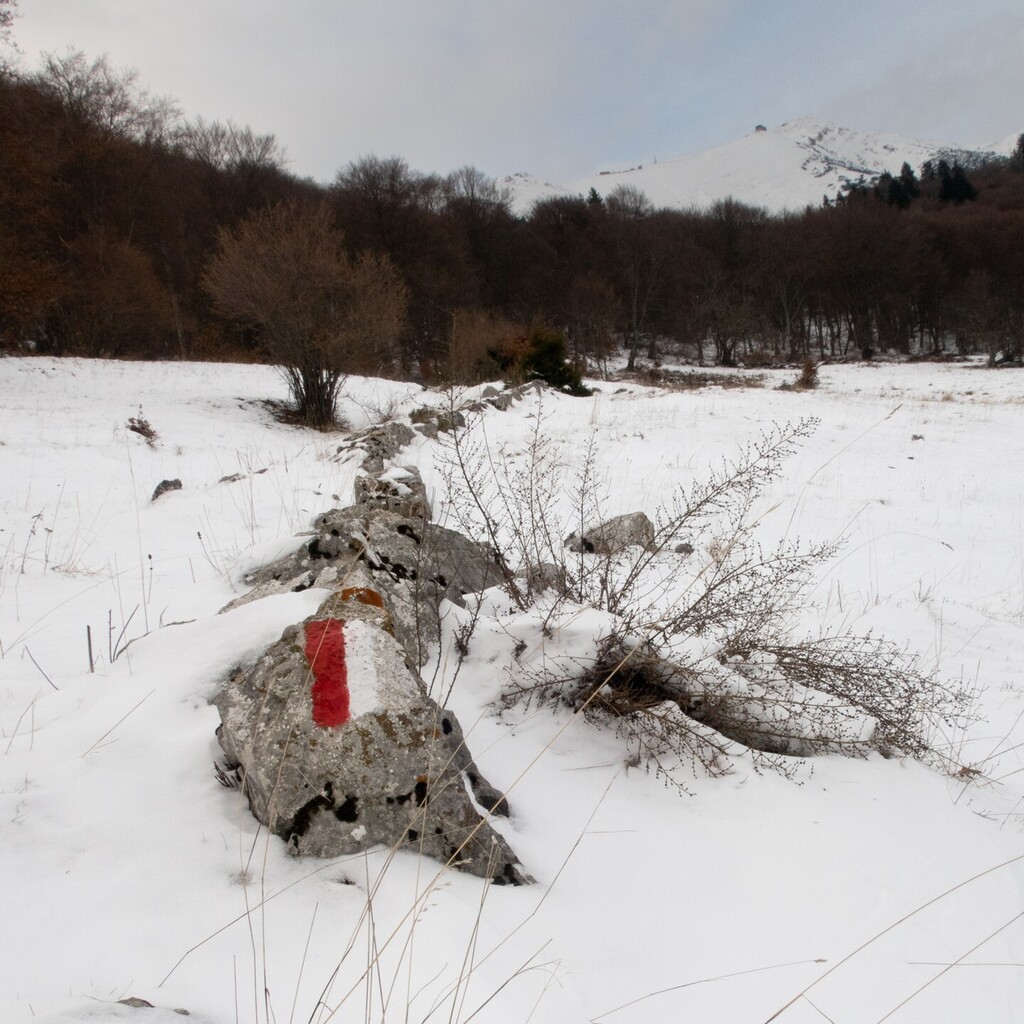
[9, 1, 1024, 185]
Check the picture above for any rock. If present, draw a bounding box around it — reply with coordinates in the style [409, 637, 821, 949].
[412, 420, 438, 439]
[334, 421, 416, 474]
[309, 506, 503, 597]
[354, 464, 431, 519]
[228, 505, 505, 666]
[488, 393, 513, 411]
[409, 406, 466, 435]
[566, 511, 655, 555]
[214, 593, 529, 883]
[151, 479, 182, 502]
[310, 507, 504, 663]
[516, 560, 566, 596]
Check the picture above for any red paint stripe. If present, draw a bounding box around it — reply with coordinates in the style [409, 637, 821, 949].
[304, 618, 351, 727]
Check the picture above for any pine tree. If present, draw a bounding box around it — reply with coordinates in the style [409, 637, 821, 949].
[939, 162, 977, 203]
[1010, 134, 1024, 174]
[898, 162, 920, 201]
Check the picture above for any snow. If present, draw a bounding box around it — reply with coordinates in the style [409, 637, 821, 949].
[502, 116, 1016, 215]
[2, 354, 1024, 1023]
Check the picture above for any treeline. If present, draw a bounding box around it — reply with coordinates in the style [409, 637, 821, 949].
[2, 51, 1024, 377]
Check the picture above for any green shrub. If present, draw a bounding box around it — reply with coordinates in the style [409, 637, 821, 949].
[491, 327, 591, 395]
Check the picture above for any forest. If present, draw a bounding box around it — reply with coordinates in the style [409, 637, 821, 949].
[2, 49, 1024, 380]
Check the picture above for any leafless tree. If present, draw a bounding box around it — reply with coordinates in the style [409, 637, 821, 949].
[606, 184, 664, 368]
[174, 116, 285, 172]
[36, 49, 179, 144]
[442, 165, 512, 217]
[203, 200, 408, 427]
[0, 0, 17, 50]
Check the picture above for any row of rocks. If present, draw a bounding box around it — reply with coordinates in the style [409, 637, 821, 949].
[215, 415, 530, 883]
[213, 387, 658, 883]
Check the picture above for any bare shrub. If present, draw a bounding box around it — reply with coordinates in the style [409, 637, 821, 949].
[780, 358, 819, 391]
[126, 408, 157, 447]
[203, 200, 408, 428]
[447, 308, 520, 384]
[796, 357, 819, 389]
[439, 407, 974, 783]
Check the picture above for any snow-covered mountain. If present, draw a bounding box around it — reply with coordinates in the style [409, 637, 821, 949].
[502, 117, 1012, 215]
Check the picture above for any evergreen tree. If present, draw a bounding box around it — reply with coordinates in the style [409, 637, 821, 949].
[939, 162, 977, 203]
[1010, 134, 1024, 174]
[518, 327, 590, 395]
[898, 162, 920, 201]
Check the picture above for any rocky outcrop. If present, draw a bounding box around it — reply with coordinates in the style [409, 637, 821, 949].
[215, 586, 529, 883]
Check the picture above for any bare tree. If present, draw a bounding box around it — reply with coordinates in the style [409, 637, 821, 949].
[442, 165, 512, 217]
[173, 117, 285, 173]
[0, 0, 17, 51]
[606, 184, 664, 368]
[203, 200, 408, 427]
[36, 49, 179, 144]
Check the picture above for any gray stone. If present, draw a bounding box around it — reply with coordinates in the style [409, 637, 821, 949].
[214, 595, 529, 883]
[310, 506, 503, 597]
[354, 464, 431, 519]
[315, 508, 503, 665]
[566, 511, 655, 555]
[151, 479, 182, 501]
[334, 421, 416, 473]
[516, 560, 566, 596]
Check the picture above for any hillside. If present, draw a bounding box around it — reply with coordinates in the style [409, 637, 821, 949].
[502, 116, 1013, 214]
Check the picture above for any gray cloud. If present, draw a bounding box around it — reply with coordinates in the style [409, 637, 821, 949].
[12, 0, 1023, 183]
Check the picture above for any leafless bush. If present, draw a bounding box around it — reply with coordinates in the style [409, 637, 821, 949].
[203, 200, 407, 428]
[127, 408, 157, 447]
[439, 407, 974, 783]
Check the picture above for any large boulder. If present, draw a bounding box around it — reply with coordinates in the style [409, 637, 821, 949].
[566, 511, 655, 555]
[214, 589, 530, 883]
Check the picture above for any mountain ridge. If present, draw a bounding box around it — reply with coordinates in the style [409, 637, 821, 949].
[501, 116, 1018, 215]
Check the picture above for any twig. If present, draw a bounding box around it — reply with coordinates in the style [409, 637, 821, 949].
[4, 697, 38, 755]
[24, 645, 59, 690]
[80, 690, 154, 757]
[593, 957, 828, 1021]
[760, 851, 1024, 1022]
[875, 910, 1024, 1023]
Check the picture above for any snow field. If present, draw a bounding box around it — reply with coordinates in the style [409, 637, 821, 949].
[1, 356, 1023, 1023]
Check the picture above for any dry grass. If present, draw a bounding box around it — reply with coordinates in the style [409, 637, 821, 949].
[614, 367, 769, 391]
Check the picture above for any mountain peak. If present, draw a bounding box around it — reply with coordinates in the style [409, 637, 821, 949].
[504, 119, 1012, 215]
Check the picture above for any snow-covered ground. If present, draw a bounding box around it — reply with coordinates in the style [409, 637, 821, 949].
[2, 355, 1023, 1024]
